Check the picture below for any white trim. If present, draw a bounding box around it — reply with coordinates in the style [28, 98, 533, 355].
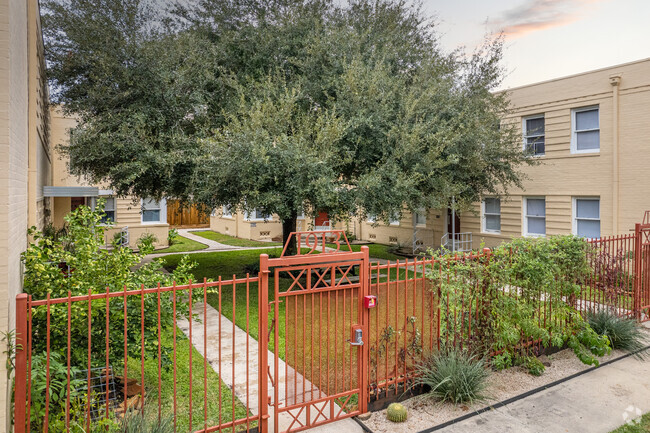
[221, 205, 233, 219]
[572, 197, 601, 239]
[98, 189, 114, 196]
[141, 198, 167, 224]
[522, 114, 545, 157]
[570, 106, 600, 154]
[414, 210, 427, 227]
[481, 198, 501, 234]
[523, 197, 546, 237]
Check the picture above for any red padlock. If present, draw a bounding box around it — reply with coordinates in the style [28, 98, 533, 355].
[364, 295, 377, 308]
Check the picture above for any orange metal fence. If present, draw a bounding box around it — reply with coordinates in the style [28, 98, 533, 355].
[13, 226, 650, 432]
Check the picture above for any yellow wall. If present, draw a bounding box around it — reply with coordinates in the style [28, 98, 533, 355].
[463, 58, 650, 249]
[354, 209, 442, 249]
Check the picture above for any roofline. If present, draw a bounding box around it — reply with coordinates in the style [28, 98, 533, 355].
[502, 57, 650, 92]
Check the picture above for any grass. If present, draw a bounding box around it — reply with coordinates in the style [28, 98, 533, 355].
[156, 236, 208, 253]
[326, 242, 403, 261]
[126, 326, 252, 432]
[163, 249, 436, 403]
[192, 231, 283, 248]
[610, 412, 650, 432]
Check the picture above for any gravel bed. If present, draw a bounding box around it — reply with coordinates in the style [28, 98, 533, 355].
[360, 347, 632, 433]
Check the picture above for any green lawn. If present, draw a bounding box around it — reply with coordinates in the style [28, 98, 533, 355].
[192, 231, 283, 248]
[126, 327, 251, 432]
[610, 412, 650, 432]
[156, 235, 208, 253]
[326, 242, 403, 261]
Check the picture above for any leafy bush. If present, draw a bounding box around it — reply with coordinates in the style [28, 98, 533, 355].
[587, 310, 648, 357]
[520, 356, 545, 376]
[167, 228, 179, 246]
[22, 204, 196, 370]
[137, 232, 158, 254]
[429, 235, 611, 367]
[411, 349, 490, 404]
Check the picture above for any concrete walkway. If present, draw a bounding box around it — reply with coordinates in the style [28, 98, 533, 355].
[433, 354, 650, 433]
[177, 302, 362, 433]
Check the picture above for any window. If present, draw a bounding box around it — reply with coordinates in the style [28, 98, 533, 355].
[245, 209, 270, 221]
[222, 205, 233, 218]
[524, 198, 546, 236]
[142, 199, 164, 223]
[574, 198, 600, 238]
[572, 107, 600, 153]
[415, 211, 427, 226]
[523, 115, 545, 156]
[482, 198, 501, 233]
[389, 214, 400, 226]
[367, 214, 376, 223]
[91, 197, 115, 224]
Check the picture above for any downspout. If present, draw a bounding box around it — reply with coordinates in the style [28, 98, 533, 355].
[610, 74, 621, 235]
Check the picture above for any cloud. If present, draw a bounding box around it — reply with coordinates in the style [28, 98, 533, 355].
[493, 0, 603, 38]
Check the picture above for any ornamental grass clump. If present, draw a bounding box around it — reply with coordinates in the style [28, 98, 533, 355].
[411, 350, 490, 404]
[587, 310, 648, 358]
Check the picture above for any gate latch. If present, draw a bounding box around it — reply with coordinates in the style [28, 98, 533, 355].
[348, 325, 363, 346]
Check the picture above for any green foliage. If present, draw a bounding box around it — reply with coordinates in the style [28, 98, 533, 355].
[386, 403, 408, 423]
[429, 235, 611, 367]
[28, 353, 85, 431]
[411, 349, 490, 404]
[587, 310, 648, 358]
[167, 228, 179, 246]
[520, 356, 545, 376]
[21, 205, 196, 369]
[491, 352, 512, 371]
[43, 0, 532, 253]
[119, 415, 174, 433]
[136, 232, 158, 254]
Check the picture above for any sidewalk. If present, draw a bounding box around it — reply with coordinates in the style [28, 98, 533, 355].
[430, 353, 650, 433]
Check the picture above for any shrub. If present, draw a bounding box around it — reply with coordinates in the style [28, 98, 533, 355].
[411, 349, 490, 404]
[167, 228, 179, 246]
[137, 232, 158, 254]
[587, 310, 648, 357]
[22, 204, 196, 370]
[520, 356, 545, 376]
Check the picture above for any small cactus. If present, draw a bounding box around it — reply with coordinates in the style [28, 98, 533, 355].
[386, 402, 408, 423]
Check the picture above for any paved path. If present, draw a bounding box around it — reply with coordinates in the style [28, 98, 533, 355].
[432, 354, 650, 433]
[177, 302, 362, 433]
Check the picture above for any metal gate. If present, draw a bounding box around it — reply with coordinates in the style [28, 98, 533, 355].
[635, 218, 650, 321]
[259, 230, 369, 432]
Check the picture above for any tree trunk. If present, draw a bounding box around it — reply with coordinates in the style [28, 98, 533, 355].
[282, 211, 298, 255]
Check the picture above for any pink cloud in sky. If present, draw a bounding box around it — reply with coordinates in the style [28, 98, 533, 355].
[493, 0, 604, 38]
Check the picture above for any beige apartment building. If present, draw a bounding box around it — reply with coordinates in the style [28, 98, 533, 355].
[49, 109, 170, 248]
[352, 58, 650, 252]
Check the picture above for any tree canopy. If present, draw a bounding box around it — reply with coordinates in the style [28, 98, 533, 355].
[43, 0, 531, 251]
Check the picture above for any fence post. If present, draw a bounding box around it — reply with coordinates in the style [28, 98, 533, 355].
[359, 246, 370, 415]
[258, 254, 270, 433]
[634, 223, 642, 321]
[14, 294, 28, 433]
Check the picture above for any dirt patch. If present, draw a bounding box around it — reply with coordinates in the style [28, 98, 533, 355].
[360, 348, 631, 433]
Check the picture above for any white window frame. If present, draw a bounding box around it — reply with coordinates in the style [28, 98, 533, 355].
[571, 106, 600, 154]
[389, 214, 400, 226]
[572, 197, 601, 239]
[245, 209, 270, 222]
[221, 205, 233, 219]
[414, 210, 427, 227]
[481, 198, 501, 234]
[90, 195, 116, 224]
[141, 198, 167, 224]
[522, 115, 545, 157]
[523, 197, 546, 237]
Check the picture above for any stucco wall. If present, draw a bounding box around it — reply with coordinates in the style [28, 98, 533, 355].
[0, 0, 30, 427]
[462, 58, 650, 249]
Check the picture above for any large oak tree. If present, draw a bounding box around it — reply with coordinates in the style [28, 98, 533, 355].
[44, 0, 530, 254]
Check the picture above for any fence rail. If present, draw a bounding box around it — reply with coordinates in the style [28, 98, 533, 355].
[14, 224, 650, 432]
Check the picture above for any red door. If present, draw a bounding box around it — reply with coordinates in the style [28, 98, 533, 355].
[315, 212, 329, 227]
